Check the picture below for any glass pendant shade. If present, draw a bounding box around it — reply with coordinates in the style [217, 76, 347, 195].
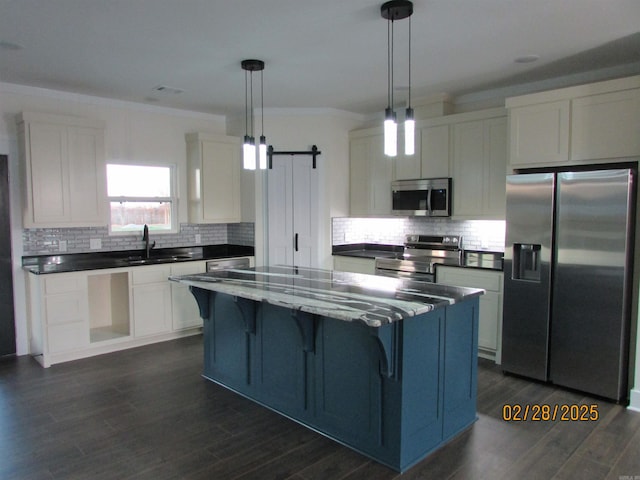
[259, 135, 267, 170]
[404, 107, 415, 156]
[384, 108, 397, 157]
[243, 135, 256, 170]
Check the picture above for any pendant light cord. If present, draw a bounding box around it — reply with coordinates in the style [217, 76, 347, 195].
[408, 16, 411, 108]
[261, 70, 265, 137]
[387, 17, 391, 109]
[250, 70, 254, 139]
[245, 70, 249, 136]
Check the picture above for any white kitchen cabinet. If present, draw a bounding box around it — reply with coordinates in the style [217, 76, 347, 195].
[132, 265, 172, 337]
[506, 75, 640, 169]
[451, 116, 507, 219]
[18, 112, 106, 228]
[436, 266, 504, 363]
[349, 130, 393, 216]
[186, 132, 241, 224]
[333, 256, 376, 275]
[419, 124, 450, 179]
[394, 124, 448, 180]
[508, 100, 570, 166]
[170, 261, 207, 330]
[570, 89, 640, 162]
[27, 271, 90, 367]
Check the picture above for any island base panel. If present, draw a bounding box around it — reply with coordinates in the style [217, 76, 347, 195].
[194, 288, 479, 472]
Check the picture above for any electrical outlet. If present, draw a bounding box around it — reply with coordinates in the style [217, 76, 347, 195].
[195, 234, 202, 244]
[89, 238, 102, 250]
[58, 240, 67, 252]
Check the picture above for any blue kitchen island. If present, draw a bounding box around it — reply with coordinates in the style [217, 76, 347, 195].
[170, 266, 483, 472]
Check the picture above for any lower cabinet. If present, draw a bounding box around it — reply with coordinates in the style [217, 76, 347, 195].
[132, 265, 172, 337]
[332, 256, 376, 275]
[170, 261, 207, 330]
[436, 266, 504, 364]
[26, 257, 251, 367]
[38, 272, 90, 354]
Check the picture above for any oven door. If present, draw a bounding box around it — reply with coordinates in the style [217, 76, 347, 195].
[374, 258, 435, 283]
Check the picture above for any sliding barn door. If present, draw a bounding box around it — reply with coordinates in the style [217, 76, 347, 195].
[267, 156, 317, 268]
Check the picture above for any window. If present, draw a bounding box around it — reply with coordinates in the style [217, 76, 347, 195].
[106, 164, 177, 234]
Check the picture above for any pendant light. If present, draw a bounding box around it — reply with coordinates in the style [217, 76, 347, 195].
[241, 59, 266, 170]
[381, 1, 413, 158]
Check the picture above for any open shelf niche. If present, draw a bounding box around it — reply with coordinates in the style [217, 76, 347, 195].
[88, 272, 130, 343]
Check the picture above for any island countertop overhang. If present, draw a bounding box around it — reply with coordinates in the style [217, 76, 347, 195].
[169, 265, 484, 327]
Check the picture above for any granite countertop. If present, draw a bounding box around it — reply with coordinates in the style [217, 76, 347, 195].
[170, 265, 484, 328]
[23, 244, 255, 274]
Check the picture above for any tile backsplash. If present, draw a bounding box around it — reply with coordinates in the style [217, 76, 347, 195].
[332, 217, 505, 251]
[23, 222, 255, 256]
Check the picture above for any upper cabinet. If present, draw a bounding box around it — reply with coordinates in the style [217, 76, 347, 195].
[394, 124, 448, 180]
[506, 75, 640, 170]
[349, 129, 392, 216]
[348, 108, 506, 219]
[18, 112, 107, 228]
[451, 115, 507, 219]
[186, 132, 241, 224]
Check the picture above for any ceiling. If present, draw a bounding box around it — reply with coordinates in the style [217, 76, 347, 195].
[1, 0, 640, 118]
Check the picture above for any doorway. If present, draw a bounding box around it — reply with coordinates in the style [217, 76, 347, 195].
[266, 155, 318, 268]
[0, 155, 16, 357]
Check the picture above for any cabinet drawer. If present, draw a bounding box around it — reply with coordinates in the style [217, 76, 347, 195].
[44, 275, 85, 294]
[132, 265, 172, 285]
[436, 267, 502, 292]
[48, 322, 88, 352]
[170, 261, 206, 276]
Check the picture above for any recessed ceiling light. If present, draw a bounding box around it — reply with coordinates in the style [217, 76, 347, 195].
[0, 40, 24, 51]
[152, 85, 184, 95]
[514, 54, 540, 64]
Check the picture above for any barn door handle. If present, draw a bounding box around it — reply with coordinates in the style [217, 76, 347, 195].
[294, 233, 299, 252]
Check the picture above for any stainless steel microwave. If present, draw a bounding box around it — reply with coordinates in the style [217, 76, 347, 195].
[391, 178, 452, 216]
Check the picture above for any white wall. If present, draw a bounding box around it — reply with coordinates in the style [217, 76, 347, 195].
[230, 108, 364, 269]
[0, 82, 226, 355]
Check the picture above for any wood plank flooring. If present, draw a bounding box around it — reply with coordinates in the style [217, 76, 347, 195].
[1, 335, 639, 479]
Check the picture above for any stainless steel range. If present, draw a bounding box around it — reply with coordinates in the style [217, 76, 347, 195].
[374, 234, 463, 282]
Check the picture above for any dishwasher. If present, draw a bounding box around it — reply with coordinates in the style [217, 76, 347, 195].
[205, 257, 250, 272]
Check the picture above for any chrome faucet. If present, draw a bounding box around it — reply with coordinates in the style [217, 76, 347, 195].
[142, 224, 156, 258]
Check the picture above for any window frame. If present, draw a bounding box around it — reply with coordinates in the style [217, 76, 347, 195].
[106, 163, 179, 235]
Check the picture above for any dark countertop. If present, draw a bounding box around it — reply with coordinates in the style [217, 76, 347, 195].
[332, 244, 504, 271]
[170, 265, 484, 327]
[332, 243, 405, 259]
[22, 244, 255, 274]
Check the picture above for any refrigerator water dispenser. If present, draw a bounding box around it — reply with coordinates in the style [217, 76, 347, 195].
[512, 243, 541, 281]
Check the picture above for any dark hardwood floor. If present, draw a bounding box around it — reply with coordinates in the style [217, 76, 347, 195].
[1, 335, 639, 480]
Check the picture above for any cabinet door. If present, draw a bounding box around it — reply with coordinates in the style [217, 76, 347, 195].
[571, 89, 640, 161]
[201, 139, 241, 223]
[28, 122, 69, 224]
[349, 137, 372, 216]
[350, 133, 391, 215]
[369, 135, 393, 215]
[452, 120, 485, 217]
[394, 124, 424, 180]
[478, 292, 500, 351]
[484, 117, 507, 218]
[420, 124, 449, 178]
[509, 100, 570, 166]
[171, 262, 206, 330]
[452, 117, 507, 219]
[67, 126, 105, 223]
[133, 282, 172, 337]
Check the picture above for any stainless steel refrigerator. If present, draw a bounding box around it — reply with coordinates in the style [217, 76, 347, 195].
[502, 168, 635, 402]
